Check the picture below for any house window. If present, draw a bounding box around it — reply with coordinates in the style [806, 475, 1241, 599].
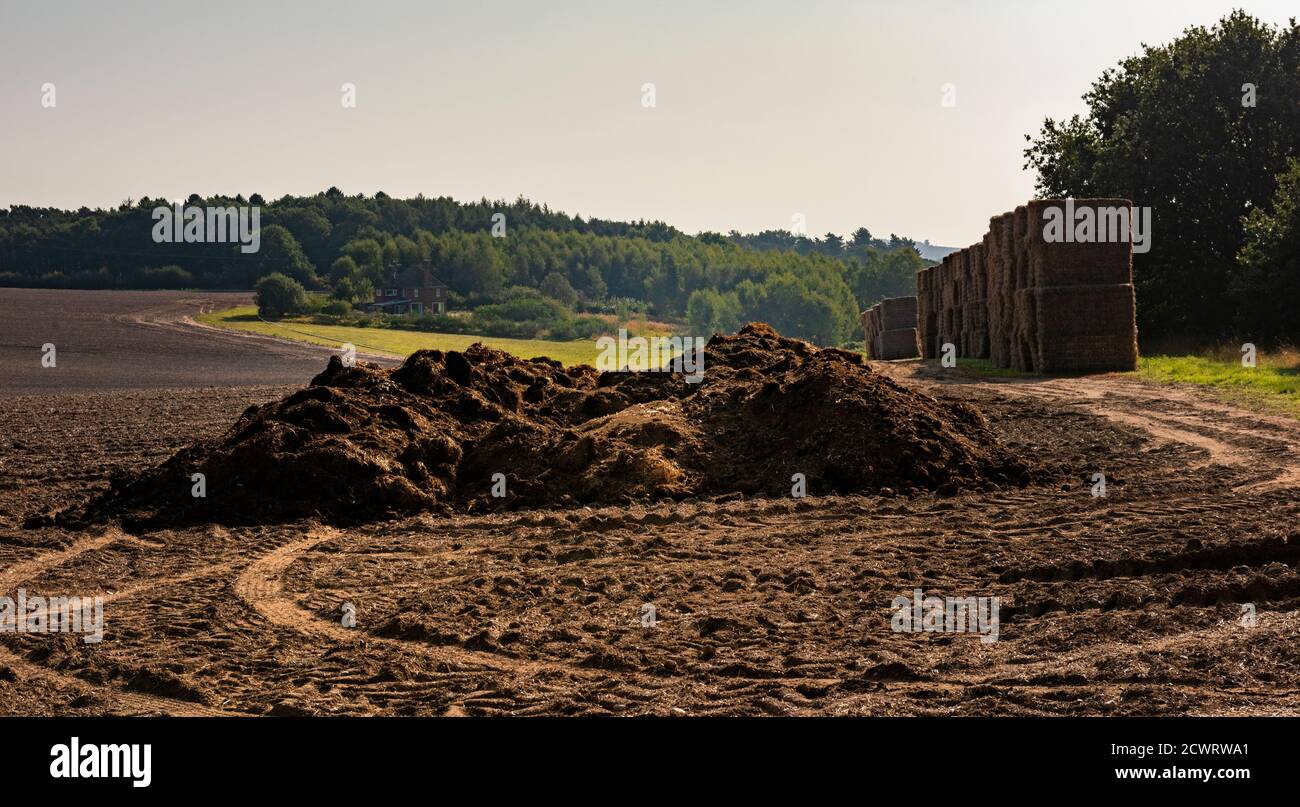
[384, 288, 398, 296]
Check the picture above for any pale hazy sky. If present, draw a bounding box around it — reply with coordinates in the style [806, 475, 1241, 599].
[1, 1, 1293, 246]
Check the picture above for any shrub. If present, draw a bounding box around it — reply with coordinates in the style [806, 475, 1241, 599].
[254, 273, 309, 319]
[130, 265, 194, 289]
[540, 272, 579, 308]
[321, 299, 352, 317]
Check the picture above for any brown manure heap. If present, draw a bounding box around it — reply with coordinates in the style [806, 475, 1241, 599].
[61, 323, 1045, 528]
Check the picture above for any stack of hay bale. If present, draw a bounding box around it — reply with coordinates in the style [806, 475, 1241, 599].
[916, 198, 1139, 373]
[960, 245, 989, 358]
[917, 264, 938, 358]
[860, 296, 921, 360]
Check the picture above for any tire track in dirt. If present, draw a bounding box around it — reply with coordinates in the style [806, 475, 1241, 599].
[18, 558, 244, 620]
[977, 608, 1300, 682]
[0, 528, 236, 716]
[831, 677, 1300, 717]
[231, 529, 587, 680]
[962, 373, 1300, 493]
[978, 378, 1300, 651]
[1102, 411, 1241, 467]
[860, 364, 1300, 714]
[0, 643, 234, 716]
[0, 529, 134, 595]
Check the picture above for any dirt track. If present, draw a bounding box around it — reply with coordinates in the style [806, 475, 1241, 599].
[1, 290, 1298, 715]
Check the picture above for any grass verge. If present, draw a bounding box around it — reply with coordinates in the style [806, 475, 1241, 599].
[947, 352, 1300, 418]
[197, 305, 603, 366]
[1136, 352, 1300, 418]
[953, 358, 1040, 378]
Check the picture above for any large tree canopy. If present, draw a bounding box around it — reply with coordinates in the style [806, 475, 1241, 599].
[1024, 10, 1300, 346]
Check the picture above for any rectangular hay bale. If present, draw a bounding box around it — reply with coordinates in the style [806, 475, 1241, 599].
[1011, 287, 1039, 372]
[877, 296, 917, 331]
[876, 327, 921, 360]
[1032, 284, 1138, 373]
[1026, 199, 1133, 287]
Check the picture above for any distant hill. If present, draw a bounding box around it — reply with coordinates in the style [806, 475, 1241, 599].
[913, 240, 960, 262]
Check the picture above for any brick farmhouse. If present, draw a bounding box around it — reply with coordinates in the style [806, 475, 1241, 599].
[364, 263, 449, 316]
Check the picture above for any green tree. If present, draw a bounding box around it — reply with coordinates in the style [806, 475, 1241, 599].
[441, 232, 506, 300]
[394, 234, 423, 265]
[342, 238, 386, 286]
[272, 207, 333, 267]
[686, 288, 741, 335]
[257, 225, 318, 287]
[539, 272, 579, 307]
[254, 273, 309, 319]
[328, 255, 359, 284]
[1234, 158, 1300, 344]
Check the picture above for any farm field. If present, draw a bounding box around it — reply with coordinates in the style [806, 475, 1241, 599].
[2, 288, 1299, 717]
[197, 305, 608, 367]
[164, 301, 1300, 421]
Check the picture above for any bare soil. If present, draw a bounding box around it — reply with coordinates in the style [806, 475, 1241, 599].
[2, 289, 1298, 716]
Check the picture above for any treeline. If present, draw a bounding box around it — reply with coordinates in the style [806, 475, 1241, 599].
[725, 227, 920, 258]
[0, 188, 926, 345]
[1024, 10, 1300, 347]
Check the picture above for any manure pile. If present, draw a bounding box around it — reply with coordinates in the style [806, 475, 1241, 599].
[63, 323, 1044, 528]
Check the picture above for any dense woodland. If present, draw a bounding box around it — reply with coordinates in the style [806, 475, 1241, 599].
[0, 189, 927, 346]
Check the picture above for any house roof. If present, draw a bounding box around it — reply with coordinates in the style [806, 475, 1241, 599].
[392, 262, 448, 289]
